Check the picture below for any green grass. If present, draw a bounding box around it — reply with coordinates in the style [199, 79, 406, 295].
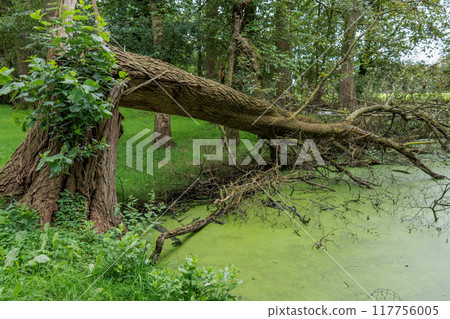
[0, 104, 258, 202]
[0, 105, 27, 167]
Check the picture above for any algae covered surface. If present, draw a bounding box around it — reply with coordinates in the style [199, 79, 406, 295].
[157, 163, 450, 301]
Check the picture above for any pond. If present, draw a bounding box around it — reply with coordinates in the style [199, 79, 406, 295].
[156, 163, 450, 300]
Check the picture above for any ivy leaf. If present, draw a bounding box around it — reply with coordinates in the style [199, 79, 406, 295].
[31, 79, 44, 87]
[36, 151, 50, 171]
[82, 79, 100, 92]
[49, 161, 62, 176]
[71, 87, 85, 102]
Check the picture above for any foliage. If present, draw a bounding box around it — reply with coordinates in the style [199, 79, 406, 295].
[0, 202, 241, 301]
[147, 256, 241, 301]
[119, 194, 164, 232]
[55, 190, 87, 229]
[0, 0, 44, 70]
[0, 2, 127, 176]
[2, 0, 449, 111]
[0, 202, 40, 251]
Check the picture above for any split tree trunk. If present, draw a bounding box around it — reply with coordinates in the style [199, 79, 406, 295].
[0, 0, 123, 231]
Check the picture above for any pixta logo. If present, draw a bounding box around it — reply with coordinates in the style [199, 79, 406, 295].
[126, 133, 324, 175]
[193, 138, 325, 166]
[126, 129, 172, 176]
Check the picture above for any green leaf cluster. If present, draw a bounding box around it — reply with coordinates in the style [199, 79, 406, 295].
[0, 2, 127, 176]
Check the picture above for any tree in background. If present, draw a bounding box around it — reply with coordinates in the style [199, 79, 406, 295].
[204, 0, 220, 80]
[151, 0, 175, 147]
[339, 0, 360, 110]
[274, 0, 294, 109]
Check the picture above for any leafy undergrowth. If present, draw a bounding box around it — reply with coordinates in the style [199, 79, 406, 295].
[0, 196, 241, 301]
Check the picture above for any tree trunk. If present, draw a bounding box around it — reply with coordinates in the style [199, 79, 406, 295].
[275, 1, 293, 109]
[0, 85, 125, 231]
[16, 33, 29, 77]
[339, 4, 360, 110]
[151, 0, 175, 147]
[14, 32, 30, 105]
[221, 1, 258, 144]
[115, 48, 445, 179]
[204, 0, 219, 81]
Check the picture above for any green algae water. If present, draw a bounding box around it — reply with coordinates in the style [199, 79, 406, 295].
[155, 163, 450, 301]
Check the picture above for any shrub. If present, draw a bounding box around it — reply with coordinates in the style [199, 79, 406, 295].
[147, 256, 242, 301]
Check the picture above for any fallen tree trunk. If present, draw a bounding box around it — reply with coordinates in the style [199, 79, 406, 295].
[114, 48, 446, 179]
[0, 46, 447, 230]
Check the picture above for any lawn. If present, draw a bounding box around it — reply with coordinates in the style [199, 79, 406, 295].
[0, 106, 27, 166]
[0, 104, 258, 202]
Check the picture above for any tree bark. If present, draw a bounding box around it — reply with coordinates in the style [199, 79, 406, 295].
[115, 47, 445, 179]
[151, 0, 175, 147]
[275, 1, 293, 109]
[0, 85, 125, 231]
[16, 33, 29, 77]
[204, 0, 219, 81]
[339, 4, 360, 110]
